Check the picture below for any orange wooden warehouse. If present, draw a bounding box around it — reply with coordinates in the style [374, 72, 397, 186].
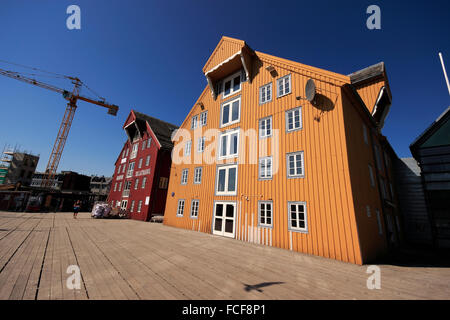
[163, 36, 401, 265]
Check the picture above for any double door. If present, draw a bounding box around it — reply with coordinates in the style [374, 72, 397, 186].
[212, 202, 236, 238]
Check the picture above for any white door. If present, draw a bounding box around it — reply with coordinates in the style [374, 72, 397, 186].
[213, 202, 236, 238]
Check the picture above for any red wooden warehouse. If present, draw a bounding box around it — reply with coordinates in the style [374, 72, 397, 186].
[107, 110, 178, 221]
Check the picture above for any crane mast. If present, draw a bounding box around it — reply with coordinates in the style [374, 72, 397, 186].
[0, 66, 118, 188]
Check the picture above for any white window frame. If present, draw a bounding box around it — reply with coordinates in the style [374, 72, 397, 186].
[190, 199, 199, 219]
[118, 181, 122, 191]
[258, 201, 273, 228]
[220, 96, 241, 127]
[259, 156, 273, 180]
[126, 162, 135, 178]
[181, 169, 188, 185]
[286, 151, 305, 178]
[130, 143, 139, 159]
[200, 111, 207, 127]
[114, 182, 117, 192]
[218, 128, 239, 159]
[259, 116, 272, 139]
[185, 140, 192, 156]
[288, 201, 308, 233]
[277, 74, 291, 98]
[222, 70, 242, 99]
[194, 167, 202, 184]
[142, 141, 146, 151]
[285, 107, 302, 132]
[197, 137, 205, 153]
[145, 155, 150, 166]
[120, 200, 128, 210]
[147, 138, 152, 148]
[137, 200, 142, 213]
[259, 82, 272, 105]
[177, 199, 185, 217]
[123, 180, 131, 197]
[130, 200, 135, 213]
[134, 178, 139, 190]
[215, 164, 238, 196]
[191, 115, 198, 129]
[138, 158, 143, 169]
[142, 177, 147, 189]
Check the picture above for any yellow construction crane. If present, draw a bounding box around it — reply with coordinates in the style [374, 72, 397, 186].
[0, 65, 118, 188]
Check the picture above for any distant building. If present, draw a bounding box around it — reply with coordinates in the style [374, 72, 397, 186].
[108, 110, 178, 221]
[31, 172, 64, 189]
[410, 106, 450, 248]
[0, 149, 39, 186]
[90, 175, 111, 196]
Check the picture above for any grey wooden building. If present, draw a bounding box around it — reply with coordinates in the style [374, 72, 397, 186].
[410, 106, 450, 248]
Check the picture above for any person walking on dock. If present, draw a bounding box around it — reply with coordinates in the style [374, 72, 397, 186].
[73, 200, 81, 219]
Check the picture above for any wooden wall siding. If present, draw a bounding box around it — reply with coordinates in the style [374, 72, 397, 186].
[203, 37, 245, 73]
[355, 78, 386, 114]
[164, 39, 393, 265]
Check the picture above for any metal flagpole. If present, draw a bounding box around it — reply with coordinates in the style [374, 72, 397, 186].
[438, 52, 450, 96]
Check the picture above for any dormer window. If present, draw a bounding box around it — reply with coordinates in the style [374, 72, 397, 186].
[222, 71, 242, 98]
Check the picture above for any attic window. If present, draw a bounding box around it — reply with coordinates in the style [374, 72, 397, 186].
[222, 70, 242, 98]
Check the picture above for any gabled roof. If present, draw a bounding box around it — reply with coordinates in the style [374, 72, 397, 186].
[202, 36, 247, 73]
[133, 111, 179, 149]
[410, 106, 450, 155]
[348, 62, 385, 84]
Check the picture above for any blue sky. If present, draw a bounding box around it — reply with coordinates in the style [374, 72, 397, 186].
[0, 0, 449, 176]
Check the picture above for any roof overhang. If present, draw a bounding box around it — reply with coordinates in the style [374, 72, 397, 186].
[204, 46, 254, 99]
[372, 86, 392, 130]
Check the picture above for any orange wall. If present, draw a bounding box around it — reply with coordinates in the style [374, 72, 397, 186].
[355, 78, 386, 114]
[164, 39, 392, 265]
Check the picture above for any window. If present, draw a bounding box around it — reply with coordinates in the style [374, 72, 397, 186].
[147, 138, 152, 148]
[374, 144, 383, 172]
[363, 124, 369, 145]
[114, 182, 117, 192]
[138, 158, 143, 169]
[277, 74, 291, 97]
[376, 209, 383, 235]
[379, 177, 387, 199]
[134, 178, 139, 190]
[260, 83, 272, 104]
[145, 155, 150, 166]
[123, 181, 131, 197]
[130, 143, 138, 159]
[286, 107, 302, 132]
[117, 164, 121, 174]
[197, 137, 205, 153]
[368, 165, 375, 188]
[216, 164, 237, 195]
[194, 167, 202, 184]
[200, 111, 207, 127]
[181, 169, 188, 185]
[258, 201, 273, 227]
[190, 200, 199, 218]
[185, 140, 191, 156]
[222, 71, 241, 98]
[159, 177, 168, 189]
[120, 200, 128, 210]
[288, 202, 307, 232]
[122, 164, 126, 174]
[142, 177, 147, 189]
[259, 157, 273, 179]
[130, 200, 135, 213]
[191, 115, 198, 129]
[126, 162, 135, 178]
[219, 129, 239, 159]
[259, 116, 272, 138]
[287, 151, 304, 178]
[125, 148, 129, 157]
[177, 200, 185, 217]
[221, 96, 240, 127]
[118, 182, 122, 191]
[365, 206, 372, 219]
[137, 200, 143, 213]
[142, 141, 146, 151]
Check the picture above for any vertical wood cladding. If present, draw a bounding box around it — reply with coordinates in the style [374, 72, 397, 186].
[164, 38, 395, 265]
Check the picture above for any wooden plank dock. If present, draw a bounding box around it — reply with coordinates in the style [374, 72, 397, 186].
[0, 211, 448, 300]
